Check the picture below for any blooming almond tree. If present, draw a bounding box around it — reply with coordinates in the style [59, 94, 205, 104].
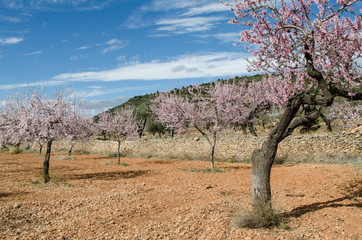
[25, 88, 75, 183]
[63, 98, 94, 156]
[1, 88, 89, 183]
[0, 93, 31, 150]
[222, 0, 361, 223]
[152, 80, 267, 170]
[327, 100, 361, 128]
[97, 107, 138, 165]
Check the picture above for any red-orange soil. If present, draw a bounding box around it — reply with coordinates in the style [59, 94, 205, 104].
[0, 152, 361, 239]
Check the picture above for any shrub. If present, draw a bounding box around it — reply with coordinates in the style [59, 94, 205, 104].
[232, 205, 281, 229]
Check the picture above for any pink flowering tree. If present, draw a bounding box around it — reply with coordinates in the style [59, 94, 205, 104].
[63, 98, 94, 156]
[25, 88, 76, 183]
[222, 0, 361, 222]
[0, 94, 31, 150]
[327, 100, 361, 128]
[1, 88, 90, 183]
[96, 107, 138, 165]
[152, 80, 269, 170]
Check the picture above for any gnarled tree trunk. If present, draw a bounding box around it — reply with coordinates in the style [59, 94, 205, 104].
[251, 100, 300, 210]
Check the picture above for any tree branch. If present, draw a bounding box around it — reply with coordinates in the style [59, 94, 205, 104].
[329, 85, 362, 100]
[280, 109, 321, 141]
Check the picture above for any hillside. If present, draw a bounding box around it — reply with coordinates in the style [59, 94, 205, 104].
[108, 74, 263, 114]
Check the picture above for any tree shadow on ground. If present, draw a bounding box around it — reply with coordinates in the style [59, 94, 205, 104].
[221, 165, 252, 170]
[65, 170, 152, 181]
[282, 180, 361, 219]
[0, 192, 29, 200]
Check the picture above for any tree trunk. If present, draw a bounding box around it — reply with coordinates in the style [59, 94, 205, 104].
[251, 100, 301, 211]
[251, 139, 277, 209]
[117, 140, 121, 165]
[43, 140, 52, 183]
[241, 124, 247, 135]
[209, 133, 217, 171]
[320, 112, 332, 132]
[39, 143, 43, 155]
[250, 94, 326, 213]
[68, 143, 74, 157]
[248, 122, 257, 136]
[138, 115, 148, 139]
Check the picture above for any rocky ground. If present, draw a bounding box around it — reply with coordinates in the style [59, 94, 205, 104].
[0, 149, 361, 239]
[51, 127, 361, 164]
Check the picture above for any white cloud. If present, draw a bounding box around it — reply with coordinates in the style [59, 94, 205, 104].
[76, 39, 127, 55]
[195, 32, 240, 44]
[78, 46, 89, 50]
[23, 50, 42, 56]
[123, 0, 225, 31]
[155, 16, 224, 34]
[0, 0, 113, 11]
[0, 54, 3, 59]
[0, 37, 24, 45]
[0, 79, 71, 90]
[141, 0, 201, 12]
[0, 14, 22, 23]
[84, 96, 129, 114]
[116, 55, 126, 62]
[70, 53, 89, 61]
[53, 52, 252, 82]
[74, 85, 150, 99]
[101, 38, 127, 55]
[182, 3, 228, 16]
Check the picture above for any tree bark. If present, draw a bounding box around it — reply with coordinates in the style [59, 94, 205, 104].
[241, 124, 247, 135]
[117, 140, 121, 165]
[251, 97, 301, 210]
[43, 140, 52, 183]
[209, 133, 217, 171]
[251, 93, 329, 212]
[137, 115, 148, 139]
[248, 122, 257, 136]
[68, 143, 74, 157]
[39, 143, 43, 155]
[320, 112, 332, 132]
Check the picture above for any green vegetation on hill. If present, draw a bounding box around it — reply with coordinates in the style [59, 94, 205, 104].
[112, 74, 263, 112]
[96, 75, 264, 137]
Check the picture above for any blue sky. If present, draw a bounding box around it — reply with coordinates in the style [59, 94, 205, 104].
[0, 0, 253, 112]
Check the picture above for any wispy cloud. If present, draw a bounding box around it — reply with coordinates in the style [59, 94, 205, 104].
[77, 38, 128, 55]
[74, 85, 151, 99]
[0, 0, 114, 11]
[23, 50, 42, 56]
[0, 37, 24, 45]
[140, 0, 201, 12]
[0, 14, 22, 23]
[84, 96, 129, 113]
[181, 3, 228, 16]
[102, 38, 127, 55]
[0, 79, 71, 91]
[124, 0, 228, 35]
[155, 16, 224, 35]
[70, 53, 89, 61]
[196, 32, 241, 44]
[53, 52, 252, 82]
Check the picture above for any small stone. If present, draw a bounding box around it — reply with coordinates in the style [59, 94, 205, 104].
[13, 203, 21, 209]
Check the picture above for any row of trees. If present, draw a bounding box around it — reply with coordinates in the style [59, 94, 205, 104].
[1, 81, 359, 184]
[0, 88, 139, 183]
